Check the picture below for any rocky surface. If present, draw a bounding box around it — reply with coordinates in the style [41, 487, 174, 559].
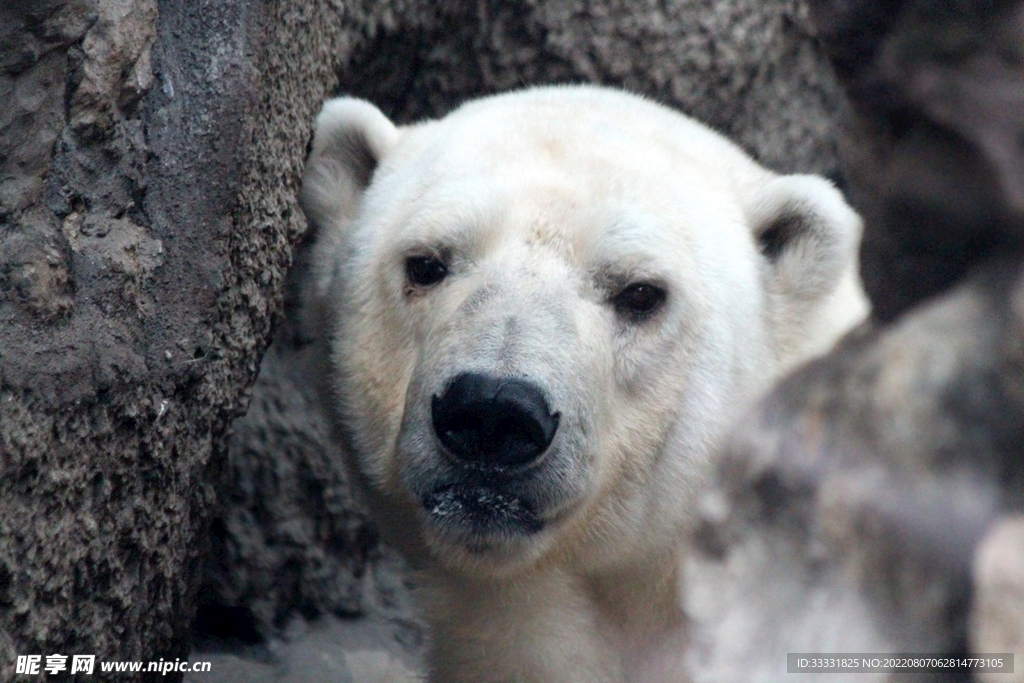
[198, 308, 372, 640]
[189, 547, 422, 683]
[339, 0, 846, 176]
[184, 614, 420, 683]
[0, 0, 347, 679]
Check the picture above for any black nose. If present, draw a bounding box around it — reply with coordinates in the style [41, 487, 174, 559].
[431, 373, 560, 467]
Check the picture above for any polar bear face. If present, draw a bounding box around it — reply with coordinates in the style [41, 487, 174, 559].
[301, 86, 866, 577]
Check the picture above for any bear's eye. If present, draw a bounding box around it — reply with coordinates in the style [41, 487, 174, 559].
[405, 255, 448, 288]
[611, 283, 667, 321]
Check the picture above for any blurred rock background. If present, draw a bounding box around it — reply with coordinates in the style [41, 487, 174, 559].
[685, 2, 1024, 681]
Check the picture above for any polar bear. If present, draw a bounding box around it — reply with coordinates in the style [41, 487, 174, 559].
[299, 85, 867, 683]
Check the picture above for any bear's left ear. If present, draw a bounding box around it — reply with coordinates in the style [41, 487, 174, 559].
[743, 174, 868, 360]
[744, 174, 862, 305]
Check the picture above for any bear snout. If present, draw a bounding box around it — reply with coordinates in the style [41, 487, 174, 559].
[431, 373, 560, 468]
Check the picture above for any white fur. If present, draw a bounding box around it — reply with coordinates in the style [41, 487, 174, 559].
[300, 85, 868, 683]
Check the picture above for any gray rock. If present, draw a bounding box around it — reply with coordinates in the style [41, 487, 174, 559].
[199, 313, 372, 637]
[339, 0, 846, 177]
[0, 0, 348, 679]
[810, 0, 1024, 321]
[184, 612, 422, 683]
[686, 263, 1024, 681]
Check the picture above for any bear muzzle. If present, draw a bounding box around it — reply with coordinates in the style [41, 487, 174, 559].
[416, 373, 562, 543]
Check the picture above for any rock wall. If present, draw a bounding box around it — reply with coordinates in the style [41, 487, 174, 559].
[339, 0, 845, 175]
[0, 0, 347, 679]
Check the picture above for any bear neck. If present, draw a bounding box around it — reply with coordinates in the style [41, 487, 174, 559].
[422, 545, 689, 681]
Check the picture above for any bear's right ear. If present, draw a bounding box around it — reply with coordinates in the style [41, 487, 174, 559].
[299, 97, 400, 234]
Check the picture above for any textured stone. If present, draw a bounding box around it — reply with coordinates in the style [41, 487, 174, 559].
[68, 0, 157, 139]
[183, 613, 422, 683]
[339, 0, 846, 176]
[0, 0, 348, 680]
[198, 312, 374, 636]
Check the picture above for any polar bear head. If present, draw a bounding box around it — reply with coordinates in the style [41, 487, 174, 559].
[301, 86, 866, 577]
